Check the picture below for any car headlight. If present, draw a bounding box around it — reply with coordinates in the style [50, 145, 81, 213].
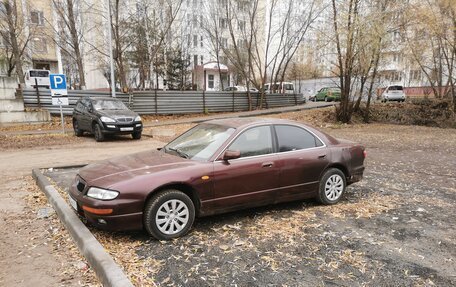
[100, 116, 116, 123]
[87, 187, 119, 200]
[134, 115, 141, 122]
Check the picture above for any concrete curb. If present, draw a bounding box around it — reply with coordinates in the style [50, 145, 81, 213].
[32, 168, 134, 287]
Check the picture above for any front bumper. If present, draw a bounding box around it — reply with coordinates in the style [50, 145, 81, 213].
[68, 179, 144, 231]
[101, 121, 143, 134]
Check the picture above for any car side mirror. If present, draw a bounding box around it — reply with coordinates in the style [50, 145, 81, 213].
[222, 150, 241, 161]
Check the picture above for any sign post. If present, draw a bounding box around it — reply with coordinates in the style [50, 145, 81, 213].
[49, 74, 69, 134]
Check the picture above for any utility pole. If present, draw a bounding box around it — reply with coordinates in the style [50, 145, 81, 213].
[107, 0, 116, 97]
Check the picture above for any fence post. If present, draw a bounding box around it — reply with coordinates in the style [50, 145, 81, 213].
[35, 78, 41, 108]
[232, 91, 235, 112]
[202, 90, 206, 113]
[154, 89, 158, 115]
[294, 93, 297, 105]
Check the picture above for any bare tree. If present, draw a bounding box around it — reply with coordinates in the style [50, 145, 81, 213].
[0, 0, 31, 84]
[403, 0, 455, 112]
[50, 0, 87, 89]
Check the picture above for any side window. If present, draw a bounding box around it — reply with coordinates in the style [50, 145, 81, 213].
[275, 125, 323, 152]
[75, 101, 84, 111]
[228, 126, 273, 158]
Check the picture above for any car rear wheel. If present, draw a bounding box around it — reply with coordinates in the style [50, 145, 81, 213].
[144, 189, 195, 240]
[132, 131, 142, 140]
[93, 123, 105, 142]
[73, 120, 83, 137]
[317, 168, 346, 205]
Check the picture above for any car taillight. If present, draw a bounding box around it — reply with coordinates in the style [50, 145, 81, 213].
[363, 150, 367, 158]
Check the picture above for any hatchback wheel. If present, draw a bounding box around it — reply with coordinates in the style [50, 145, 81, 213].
[144, 189, 195, 240]
[317, 168, 346, 205]
[93, 123, 105, 142]
[73, 120, 83, 137]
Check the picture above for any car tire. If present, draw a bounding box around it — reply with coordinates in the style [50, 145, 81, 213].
[73, 120, 83, 137]
[317, 168, 346, 205]
[93, 123, 105, 142]
[144, 189, 195, 240]
[132, 131, 142, 140]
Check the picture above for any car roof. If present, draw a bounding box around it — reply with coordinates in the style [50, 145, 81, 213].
[204, 117, 340, 145]
[205, 117, 305, 129]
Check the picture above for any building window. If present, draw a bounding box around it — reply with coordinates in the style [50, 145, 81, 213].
[410, 70, 421, 81]
[393, 31, 401, 42]
[200, 35, 203, 47]
[0, 31, 9, 47]
[393, 54, 402, 63]
[238, 20, 246, 32]
[220, 37, 228, 48]
[192, 14, 198, 26]
[208, 74, 214, 89]
[200, 55, 203, 65]
[392, 71, 402, 82]
[30, 11, 44, 25]
[32, 37, 47, 53]
[193, 35, 198, 47]
[193, 55, 198, 67]
[238, 1, 248, 12]
[219, 18, 227, 29]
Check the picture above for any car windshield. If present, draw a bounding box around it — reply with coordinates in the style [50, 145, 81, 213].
[164, 123, 235, 161]
[93, 100, 128, 110]
[329, 88, 341, 92]
[389, 86, 403, 91]
[284, 84, 294, 90]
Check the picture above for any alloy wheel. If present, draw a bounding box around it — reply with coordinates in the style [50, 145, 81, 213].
[155, 199, 189, 235]
[325, 174, 344, 201]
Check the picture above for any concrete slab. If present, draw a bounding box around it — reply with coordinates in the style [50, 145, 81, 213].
[0, 99, 25, 112]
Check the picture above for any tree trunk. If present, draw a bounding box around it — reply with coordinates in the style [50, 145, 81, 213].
[66, 0, 85, 89]
[5, 1, 25, 84]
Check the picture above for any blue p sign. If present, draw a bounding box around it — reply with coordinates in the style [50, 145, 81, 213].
[50, 74, 67, 90]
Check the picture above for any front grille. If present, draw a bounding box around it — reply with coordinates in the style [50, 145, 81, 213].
[116, 117, 134, 123]
[76, 178, 86, 192]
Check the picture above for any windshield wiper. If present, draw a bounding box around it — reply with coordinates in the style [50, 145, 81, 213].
[168, 147, 189, 159]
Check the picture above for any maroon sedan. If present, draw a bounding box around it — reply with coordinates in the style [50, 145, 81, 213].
[69, 118, 366, 240]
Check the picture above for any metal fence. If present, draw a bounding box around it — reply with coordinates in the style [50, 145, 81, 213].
[21, 89, 305, 115]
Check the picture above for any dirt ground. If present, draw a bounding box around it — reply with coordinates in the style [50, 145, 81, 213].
[1, 108, 455, 286]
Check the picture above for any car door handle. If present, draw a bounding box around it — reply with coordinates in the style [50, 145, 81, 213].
[262, 162, 274, 168]
[318, 154, 327, 159]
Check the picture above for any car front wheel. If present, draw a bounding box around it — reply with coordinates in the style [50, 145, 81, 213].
[317, 168, 346, 205]
[132, 131, 142, 140]
[93, 123, 105, 142]
[144, 190, 195, 240]
[73, 120, 83, 137]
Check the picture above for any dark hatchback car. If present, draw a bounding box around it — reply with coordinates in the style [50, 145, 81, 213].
[72, 97, 142, 141]
[69, 118, 366, 240]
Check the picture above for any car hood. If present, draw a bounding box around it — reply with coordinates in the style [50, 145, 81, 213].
[96, 109, 138, 118]
[79, 150, 196, 188]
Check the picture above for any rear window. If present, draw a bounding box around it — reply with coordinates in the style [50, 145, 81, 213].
[29, 70, 49, 77]
[284, 84, 294, 90]
[389, 86, 403, 91]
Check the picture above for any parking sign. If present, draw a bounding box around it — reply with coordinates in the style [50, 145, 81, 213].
[49, 74, 69, 105]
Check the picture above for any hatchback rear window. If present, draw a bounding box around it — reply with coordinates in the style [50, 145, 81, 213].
[389, 86, 403, 91]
